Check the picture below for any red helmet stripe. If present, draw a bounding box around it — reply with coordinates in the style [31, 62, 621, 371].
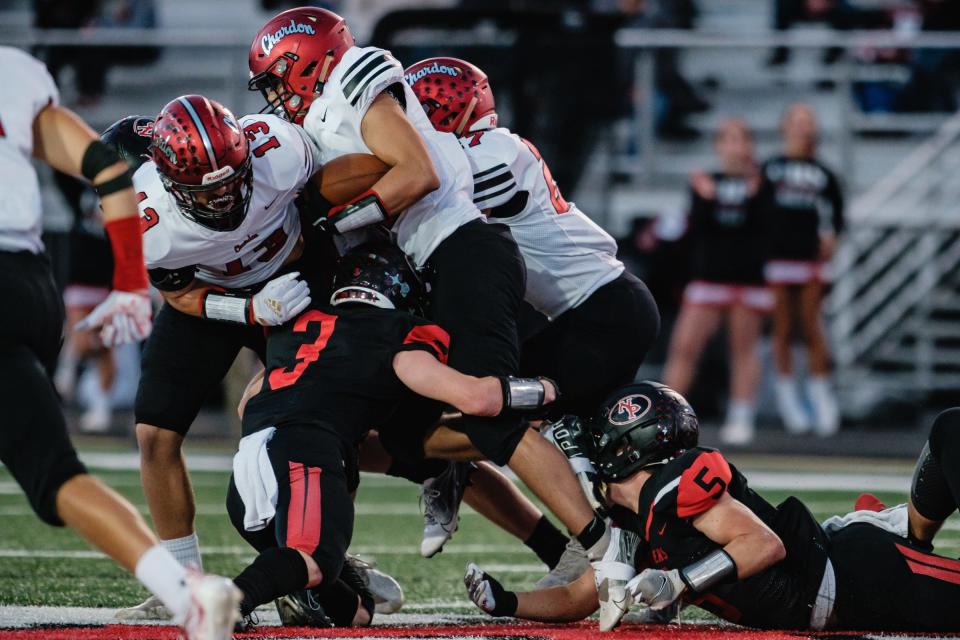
[177, 96, 219, 171]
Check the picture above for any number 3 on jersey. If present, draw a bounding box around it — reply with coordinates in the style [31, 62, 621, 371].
[521, 138, 570, 214]
[268, 310, 337, 390]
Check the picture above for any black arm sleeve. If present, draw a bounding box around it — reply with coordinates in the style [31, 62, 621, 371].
[148, 265, 197, 292]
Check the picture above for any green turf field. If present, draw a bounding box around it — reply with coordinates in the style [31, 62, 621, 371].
[1, 465, 957, 614]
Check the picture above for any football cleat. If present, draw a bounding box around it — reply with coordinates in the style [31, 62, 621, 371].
[345, 554, 404, 614]
[535, 539, 589, 589]
[464, 563, 501, 616]
[182, 573, 242, 640]
[420, 462, 472, 558]
[114, 594, 172, 621]
[593, 527, 641, 632]
[275, 589, 333, 627]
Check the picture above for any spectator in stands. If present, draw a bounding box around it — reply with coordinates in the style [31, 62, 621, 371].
[51, 174, 116, 433]
[34, 0, 101, 104]
[34, 0, 158, 105]
[759, 103, 844, 437]
[662, 118, 769, 446]
[767, 0, 888, 67]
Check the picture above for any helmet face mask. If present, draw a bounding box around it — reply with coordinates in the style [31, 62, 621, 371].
[331, 243, 425, 316]
[151, 95, 253, 232]
[159, 156, 253, 232]
[249, 55, 309, 124]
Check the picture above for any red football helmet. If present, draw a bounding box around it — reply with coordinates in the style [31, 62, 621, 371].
[248, 7, 355, 124]
[151, 95, 252, 232]
[404, 57, 498, 136]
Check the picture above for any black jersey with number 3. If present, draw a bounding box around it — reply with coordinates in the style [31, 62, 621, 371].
[609, 447, 829, 629]
[241, 304, 450, 443]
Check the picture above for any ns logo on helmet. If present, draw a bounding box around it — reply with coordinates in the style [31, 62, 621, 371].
[608, 394, 651, 426]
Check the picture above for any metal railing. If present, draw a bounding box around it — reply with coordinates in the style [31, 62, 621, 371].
[827, 109, 960, 392]
[4, 26, 960, 173]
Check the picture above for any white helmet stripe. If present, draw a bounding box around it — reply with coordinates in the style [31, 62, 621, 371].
[177, 96, 219, 171]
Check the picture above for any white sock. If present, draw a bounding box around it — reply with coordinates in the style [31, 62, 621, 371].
[725, 400, 755, 427]
[807, 376, 833, 398]
[135, 544, 191, 624]
[162, 532, 203, 571]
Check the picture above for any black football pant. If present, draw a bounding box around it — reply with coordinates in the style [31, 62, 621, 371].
[911, 408, 960, 523]
[0, 251, 86, 525]
[226, 425, 363, 619]
[424, 220, 527, 466]
[519, 271, 660, 420]
[831, 523, 960, 631]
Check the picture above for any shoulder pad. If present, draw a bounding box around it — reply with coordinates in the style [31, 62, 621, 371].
[675, 449, 731, 518]
[240, 114, 317, 190]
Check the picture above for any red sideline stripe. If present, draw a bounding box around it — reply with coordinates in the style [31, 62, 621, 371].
[896, 542, 960, 573]
[0, 622, 866, 640]
[286, 462, 322, 554]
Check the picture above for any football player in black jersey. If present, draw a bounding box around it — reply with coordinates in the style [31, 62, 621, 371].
[464, 382, 960, 632]
[227, 243, 558, 627]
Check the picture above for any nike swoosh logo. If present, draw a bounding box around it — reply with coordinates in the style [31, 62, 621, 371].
[319, 107, 329, 122]
[263, 195, 280, 210]
[658, 523, 667, 536]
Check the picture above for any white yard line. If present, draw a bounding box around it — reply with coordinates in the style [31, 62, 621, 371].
[0, 605, 485, 629]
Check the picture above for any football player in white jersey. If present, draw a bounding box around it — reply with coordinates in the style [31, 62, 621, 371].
[404, 57, 661, 582]
[110, 94, 325, 619]
[248, 7, 613, 571]
[0, 47, 239, 639]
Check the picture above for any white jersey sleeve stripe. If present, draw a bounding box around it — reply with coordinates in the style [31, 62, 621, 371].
[473, 163, 508, 180]
[348, 60, 396, 107]
[474, 169, 514, 193]
[178, 96, 219, 171]
[344, 54, 392, 105]
[341, 50, 382, 83]
[475, 182, 517, 206]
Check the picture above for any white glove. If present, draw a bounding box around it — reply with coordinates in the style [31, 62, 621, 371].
[626, 568, 686, 611]
[75, 290, 153, 347]
[251, 272, 311, 326]
[464, 563, 516, 617]
[594, 526, 640, 631]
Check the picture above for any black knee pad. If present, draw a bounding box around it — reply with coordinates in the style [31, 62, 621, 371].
[911, 442, 955, 522]
[28, 450, 87, 527]
[929, 408, 960, 460]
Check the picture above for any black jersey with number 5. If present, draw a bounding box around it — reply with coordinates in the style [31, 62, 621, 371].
[241, 303, 449, 443]
[609, 447, 829, 629]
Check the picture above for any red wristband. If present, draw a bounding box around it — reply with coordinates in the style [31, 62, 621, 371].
[104, 216, 149, 292]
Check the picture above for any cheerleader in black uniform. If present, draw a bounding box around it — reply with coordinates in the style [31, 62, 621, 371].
[664, 119, 770, 446]
[758, 104, 844, 436]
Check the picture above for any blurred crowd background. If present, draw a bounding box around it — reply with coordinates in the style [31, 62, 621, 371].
[5, 0, 960, 452]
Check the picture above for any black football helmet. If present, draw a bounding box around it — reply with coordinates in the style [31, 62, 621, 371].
[331, 242, 425, 316]
[100, 115, 156, 172]
[587, 381, 699, 482]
